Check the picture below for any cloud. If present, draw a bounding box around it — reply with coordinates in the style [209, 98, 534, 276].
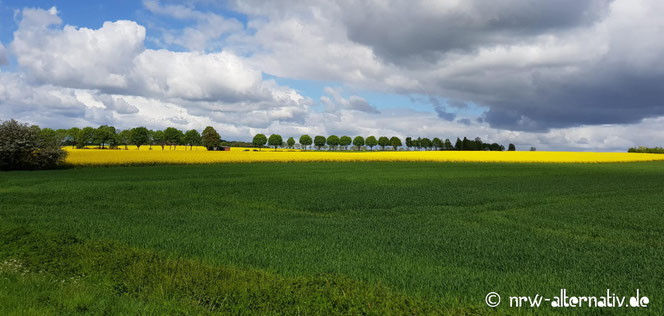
[6, 6, 311, 130]
[321, 87, 380, 114]
[0, 43, 7, 65]
[229, 0, 664, 132]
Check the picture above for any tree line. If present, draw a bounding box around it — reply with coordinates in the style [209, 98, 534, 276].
[628, 146, 664, 154]
[252, 133, 516, 151]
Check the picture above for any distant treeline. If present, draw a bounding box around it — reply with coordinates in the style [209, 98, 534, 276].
[628, 146, 664, 154]
[252, 134, 515, 151]
[1, 119, 518, 152]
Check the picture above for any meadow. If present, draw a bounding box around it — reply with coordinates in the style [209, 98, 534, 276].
[63, 146, 664, 165]
[1, 161, 663, 314]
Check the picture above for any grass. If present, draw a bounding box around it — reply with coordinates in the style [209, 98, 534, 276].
[1, 162, 663, 314]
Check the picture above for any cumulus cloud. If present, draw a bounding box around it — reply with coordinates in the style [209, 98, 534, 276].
[229, 0, 664, 132]
[4, 6, 311, 130]
[321, 87, 380, 114]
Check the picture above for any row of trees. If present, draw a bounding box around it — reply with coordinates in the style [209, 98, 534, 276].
[252, 134, 515, 151]
[628, 146, 664, 154]
[39, 125, 226, 150]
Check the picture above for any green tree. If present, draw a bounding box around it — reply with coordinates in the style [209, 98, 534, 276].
[365, 136, 377, 150]
[287, 137, 295, 149]
[77, 127, 95, 149]
[444, 138, 453, 150]
[184, 129, 202, 150]
[432, 137, 443, 150]
[326, 135, 339, 150]
[252, 133, 267, 151]
[130, 127, 150, 150]
[202, 126, 222, 150]
[0, 119, 67, 170]
[118, 129, 131, 150]
[377, 136, 390, 150]
[163, 127, 182, 150]
[405, 137, 413, 150]
[352, 136, 365, 150]
[390, 136, 402, 150]
[508, 143, 516, 151]
[93, 125, 116, 149]
[314, 135, 326, 150]
[154, 130, 166, 150]
[454, 137, 462, 150]
[421, 137, 432, 150]
[339, 136, 352, 150]
[413, 137, 421, 150]
[299, 135, 312, 150]
[268, 134, 283, 151]
[66, 127, 80, 149]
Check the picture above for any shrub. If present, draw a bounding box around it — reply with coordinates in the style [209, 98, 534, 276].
[0, 119, 67, 170]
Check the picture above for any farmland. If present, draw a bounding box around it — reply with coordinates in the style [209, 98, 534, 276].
[1, 161, 663, 314]
[63, 147, 664, 165]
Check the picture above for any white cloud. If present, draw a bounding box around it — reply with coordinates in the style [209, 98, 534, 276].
[0, 43, 7, 65]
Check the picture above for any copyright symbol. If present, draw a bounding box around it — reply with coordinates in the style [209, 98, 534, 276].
[485, 292, 501, 307]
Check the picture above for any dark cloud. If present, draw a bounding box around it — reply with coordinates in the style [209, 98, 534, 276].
[433, 105, 455, 121]
[341, 0, 612, 63]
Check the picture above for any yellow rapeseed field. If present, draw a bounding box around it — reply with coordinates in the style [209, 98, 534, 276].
[63, 147, 664, 165]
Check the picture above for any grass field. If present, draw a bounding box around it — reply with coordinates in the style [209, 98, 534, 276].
[1, 162, 663, 314]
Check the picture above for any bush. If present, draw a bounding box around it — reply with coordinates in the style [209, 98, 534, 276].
[0, 119, 67, 170]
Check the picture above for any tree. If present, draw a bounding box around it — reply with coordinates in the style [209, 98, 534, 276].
[118, 129, 131, 150]
[77, 127, 95, 149]
[462, 137, 471, 151]
[508, 143, 516, 151]
[299, 135, 312, 150]
[390, 136, 402, 150]
[405, 137, 413, 150]
[530, 146, 537, 151]
[202, 126, 222, 150]
[66, 127, 80, 149]
[314, 135, 326, 150]
[326, 135, 339, 150]
[163, 127, 182, 150]
[130, 127, 150, 150]
[444, 138, 453, 150]
[184, 129, 202, 150]
[421, 137, 432, 150]
[432, 137, 443, 150]
[377, 136, 390, 150]
[413, 137, 421, 150]
[339, 136, 352, 150]
[454, 137, 462, 150]
[365, 136, 377, 150]
[147, 130, 155, 150]
[93, 125, 116, 149]
[287, 137, 295, 149]
[154, 130, 166, 150]
[352, 136, 365, 150]
[252, 133, 267, 151]
[268, 134, 283, 151]
[0, 119, 67, 170]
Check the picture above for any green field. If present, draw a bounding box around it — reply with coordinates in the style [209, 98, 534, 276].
[1, 162, 663, 314]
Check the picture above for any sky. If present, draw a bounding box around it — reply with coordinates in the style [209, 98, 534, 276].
[0, 0, 663, 151]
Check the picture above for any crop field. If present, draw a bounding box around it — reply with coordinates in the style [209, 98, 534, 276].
[63, 147, 664, 165]
[1, 161, 663, 314]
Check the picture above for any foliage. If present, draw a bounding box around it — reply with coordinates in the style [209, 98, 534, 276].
[153, 130, 166, 150]
[628, 146, 664, 154]
[268, 134, 283, 151]
[352, 136, 365, 150]
[130, 127, 150, 149]
[314, 136, 326, 150]
[184, 129, 202, 150]
[286, 137, 295, 149]
[0, 119, 67, 170]
[508, 143, 516, 151]
[365, 136, 377, 149]
[339, 136, 352, 150]
[377, 136, 390, 150]
[118, 130, 131, 150]
[390, 136, 402, 150]
[252, 134, 267, 151]
[326, 135, 339, 150]
[202, 127, 222, 150]
[299, 135, 312, 150]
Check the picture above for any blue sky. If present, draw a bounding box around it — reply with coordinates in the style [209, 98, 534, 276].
[1, 0, 663, 151]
